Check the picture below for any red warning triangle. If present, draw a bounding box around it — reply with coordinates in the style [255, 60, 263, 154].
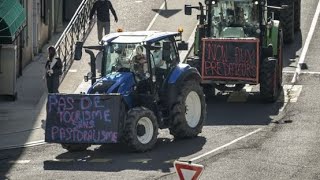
[174, 161, 204, 180]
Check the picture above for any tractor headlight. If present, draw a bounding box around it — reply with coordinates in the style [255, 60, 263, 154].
[256, 29, 261, 34]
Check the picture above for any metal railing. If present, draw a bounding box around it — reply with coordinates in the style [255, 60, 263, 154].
[54, 0, 96, 82]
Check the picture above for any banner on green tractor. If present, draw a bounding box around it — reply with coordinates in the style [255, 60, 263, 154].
[202, 38, 260, 83]
[45, 94, 124, 144]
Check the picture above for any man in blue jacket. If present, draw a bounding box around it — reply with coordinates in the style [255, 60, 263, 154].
[89, 0, 118, 41]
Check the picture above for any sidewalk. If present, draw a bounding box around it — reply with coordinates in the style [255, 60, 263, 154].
[0, 0, 198, 150]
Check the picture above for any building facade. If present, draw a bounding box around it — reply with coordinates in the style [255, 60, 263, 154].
[0, 0, 68, 99]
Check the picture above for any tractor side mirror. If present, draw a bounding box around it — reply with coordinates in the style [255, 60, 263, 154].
[74, 41, 83, 60]
[84, 72, 93, 82]
[177, 41, 189, 50]
[185, 5, 192, 15]
[162, 41, 172, 63]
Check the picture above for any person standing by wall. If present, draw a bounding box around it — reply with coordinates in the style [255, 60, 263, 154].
[89, 0, 118, 42]
[45, 46, 63, 93]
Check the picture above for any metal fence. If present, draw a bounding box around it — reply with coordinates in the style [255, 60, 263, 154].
[54, 0, 96, 82]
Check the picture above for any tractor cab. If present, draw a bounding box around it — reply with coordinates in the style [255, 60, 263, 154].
[209, 0, 260, 38]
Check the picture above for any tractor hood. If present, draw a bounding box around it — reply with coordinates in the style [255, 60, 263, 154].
[87, 72, 135, 95]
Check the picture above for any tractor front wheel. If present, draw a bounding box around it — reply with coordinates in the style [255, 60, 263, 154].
[260, 57, 281, 102]
[169, 80, 206, 139]
[123, 107, 159, 152]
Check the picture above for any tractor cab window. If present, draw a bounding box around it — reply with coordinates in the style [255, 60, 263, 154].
[150, 38, 179, 70]
[210, 0, 259, 38]
[104, 43, 134, 73]
[103, 43, 150, 80]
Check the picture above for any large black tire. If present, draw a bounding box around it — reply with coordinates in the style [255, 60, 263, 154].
[123, 107, 159, 152]
[202, 84, 215, 98]
[268, 0, 295, 44]
[61, 144, 91, 152]
[280, 0, 295, 43]
[169, 80, 206, 139]
[260, 57, 281, 103]
[294, 0, 301, 32]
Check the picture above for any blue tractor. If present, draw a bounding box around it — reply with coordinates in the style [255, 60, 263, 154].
[58, 31, 206, 152]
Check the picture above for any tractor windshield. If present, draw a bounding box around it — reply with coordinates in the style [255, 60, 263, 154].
[103, 43, 147, 75]
[210, 0, 259, 38]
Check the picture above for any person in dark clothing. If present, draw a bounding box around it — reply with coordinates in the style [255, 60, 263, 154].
[45, 46, 63, 93]
[89, 0, 118, 41]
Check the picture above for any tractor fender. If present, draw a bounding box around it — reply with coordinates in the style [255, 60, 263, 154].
[168, 63, 201, 85]
[264, 20, 280, 59]
[165, 63, 201, 108]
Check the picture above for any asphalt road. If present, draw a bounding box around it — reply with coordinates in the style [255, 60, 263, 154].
[1, 0, 320, 180]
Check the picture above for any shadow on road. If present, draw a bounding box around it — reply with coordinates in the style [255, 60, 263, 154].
[43, 136, 206, 172]
[283, 30, 303, 68]
[0, 148, 24, 180]
[205, 90, 285, 126]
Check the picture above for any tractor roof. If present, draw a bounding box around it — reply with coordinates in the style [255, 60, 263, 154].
[101, 31, 180, 44]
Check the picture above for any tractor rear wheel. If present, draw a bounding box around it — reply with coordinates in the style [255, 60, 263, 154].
[294, 0, 301, 31]
[268, 0, 295, 43]
[281, 0, 295, 43]
[123, 107, 158, 152]
[169, 80, 206, 139]
[61, 144, 91, 152]
[260, 57, 281, 102]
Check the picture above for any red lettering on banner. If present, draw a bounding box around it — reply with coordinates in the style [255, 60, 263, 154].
[204, 40, 258, 80]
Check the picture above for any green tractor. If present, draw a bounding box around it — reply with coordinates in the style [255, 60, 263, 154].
[185, 0, 288, 102]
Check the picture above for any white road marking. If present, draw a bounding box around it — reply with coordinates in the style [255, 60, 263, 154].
[68, 69, 78, 73]
[291, 0, 320, 83]
[9, 160, 30, 164]
[146, 1, 166, 31]
[285, 70, 320, 75]
[190, 128, 262, 162]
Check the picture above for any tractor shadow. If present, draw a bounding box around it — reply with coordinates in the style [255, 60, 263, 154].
[204, 88, 285, 126]
[43, 136, 206, 172]
[283, 30, 303, 68]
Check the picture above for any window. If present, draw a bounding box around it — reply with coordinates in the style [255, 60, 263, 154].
[41, 0, 48, 25]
